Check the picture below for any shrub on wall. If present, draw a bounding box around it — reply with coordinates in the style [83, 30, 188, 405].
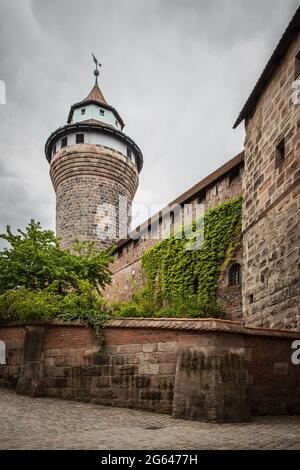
[112, 197, 242, 318]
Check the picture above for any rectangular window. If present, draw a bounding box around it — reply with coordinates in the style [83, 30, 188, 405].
[275, 137, 285, 167]
[99, 109, 104, 116]
[81, 108, 86, 115]
[61, 137, 68, 148]
[76, 133, 84, 144]
[127, 147, 132, 160]
[295, 51, 300, 79]
[52, 144, 56, 155]
[228, 166, 240, 186]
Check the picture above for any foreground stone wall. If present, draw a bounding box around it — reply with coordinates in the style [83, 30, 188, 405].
[0, 320, 299, 422]
[242, 30, 300, 329]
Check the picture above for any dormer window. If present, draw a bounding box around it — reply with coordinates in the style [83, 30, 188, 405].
[76, 133, 84, 144]
[81, 108, 86, 115]
[61, 137, 68, 148]
[99, 109, 104, 116]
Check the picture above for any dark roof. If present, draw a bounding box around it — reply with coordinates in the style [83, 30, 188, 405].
[115, 151, 244, 250]
[44, 120, 143, 172]
[233, 6, 300, 129]
[67, 83, 125, 129]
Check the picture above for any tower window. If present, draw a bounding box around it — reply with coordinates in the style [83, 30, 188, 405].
[52, 144, 56, 156]
[228, 263, 241, 286]
[61, 137, 68, 148]
[115, 120, 118, 127]
[99, 109, 104, 116]
[275, 137, 285, 167]
[76, 133, 84, 144]
[127, 147, 132, 160]
[295, 51, 300, 79]
[81, 108, 86, 115]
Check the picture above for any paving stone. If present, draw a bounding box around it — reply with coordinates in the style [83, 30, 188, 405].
[0, 389, 299, 450]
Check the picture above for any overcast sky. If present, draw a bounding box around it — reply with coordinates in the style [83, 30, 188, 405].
[0, 0, 299, 235]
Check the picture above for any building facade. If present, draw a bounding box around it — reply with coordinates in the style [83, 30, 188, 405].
[46, 8, 300, 330]
[234, 7, 300, 329]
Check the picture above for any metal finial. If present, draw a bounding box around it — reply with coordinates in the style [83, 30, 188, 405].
[92, 53, 101, 85]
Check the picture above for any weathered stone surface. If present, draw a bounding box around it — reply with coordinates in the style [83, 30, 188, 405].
[50, 145, 139, 250]
[242, 29, 300, 330]
[0, 322, 299, 422]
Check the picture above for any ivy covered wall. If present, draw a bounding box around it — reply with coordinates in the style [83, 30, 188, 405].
[141, 197, 242, 309]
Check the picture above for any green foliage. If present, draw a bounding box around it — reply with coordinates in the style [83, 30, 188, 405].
[0, 221, 113, 335]
[141, 197, 242, 308]
[112, 197, 242, 319]
[110, 296, 225, 319]
[0, 221, 112, 295]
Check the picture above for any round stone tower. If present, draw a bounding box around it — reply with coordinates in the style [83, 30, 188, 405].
[45, 62, 143, 250]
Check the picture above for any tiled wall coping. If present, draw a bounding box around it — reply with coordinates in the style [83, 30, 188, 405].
[1, 318, 299, 339]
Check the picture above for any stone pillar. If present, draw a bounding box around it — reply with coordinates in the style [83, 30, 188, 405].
[173, 334, 251, 422]
[16, 326, 45, 397]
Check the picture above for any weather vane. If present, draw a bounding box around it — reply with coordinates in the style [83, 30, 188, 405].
[92, 53, 101, 85]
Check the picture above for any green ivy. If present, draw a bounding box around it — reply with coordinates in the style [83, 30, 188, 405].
[141, 196, 242, 309]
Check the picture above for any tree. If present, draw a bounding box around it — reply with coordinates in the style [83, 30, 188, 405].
[0, 221, 112, 294]
[0, 221, 113, 333]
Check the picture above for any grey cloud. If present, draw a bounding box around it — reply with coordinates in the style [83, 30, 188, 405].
[0, 0, 299, 232]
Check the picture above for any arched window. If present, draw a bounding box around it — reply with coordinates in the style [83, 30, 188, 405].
[228, 263, 241, 286]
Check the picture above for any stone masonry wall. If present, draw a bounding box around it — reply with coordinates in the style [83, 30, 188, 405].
[105, 165, 244, 321]
[0, 320, 299, 422]
[50, 144, 139, 250]
[242, 31, 300, 329]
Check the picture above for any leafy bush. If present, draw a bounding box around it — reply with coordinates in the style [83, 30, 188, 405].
[110, 296, 225, 319]
[0, 221, 113, 335]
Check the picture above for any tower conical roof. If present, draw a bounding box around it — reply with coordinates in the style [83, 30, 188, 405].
[84, 83, 107, 106]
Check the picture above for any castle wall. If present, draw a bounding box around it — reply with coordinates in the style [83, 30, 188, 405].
[50, 144, 139, 250]
[105, 166, 244, 320]
[242, 31, 300, 329]
[0, 321, 299, 421]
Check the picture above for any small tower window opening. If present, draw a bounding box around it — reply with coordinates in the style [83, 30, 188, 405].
[76, 133, 84, 144]
[295, 51, 300, 79]
[61, 137, 68, 148]
[115, 120, 118, 127]
[81, 108, 86, 115]
[275, 137, 285, 167]
[99, 109, 105, 116]
[228, 263, 241, 286]
[52, 144, 56, 156]
[127, 147, 132, 160]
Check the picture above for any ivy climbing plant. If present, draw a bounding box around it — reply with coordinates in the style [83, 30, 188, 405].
[141, 196, 242, 309]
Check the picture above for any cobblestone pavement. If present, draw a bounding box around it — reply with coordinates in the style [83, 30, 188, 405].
[0, 389, 300, 450]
